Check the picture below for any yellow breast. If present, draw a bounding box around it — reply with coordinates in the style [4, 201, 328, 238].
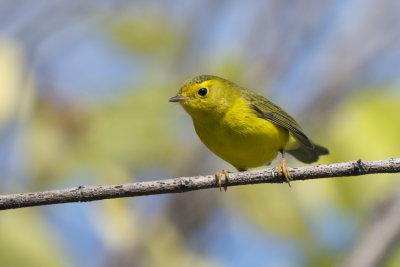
[191, 97, 289, 170]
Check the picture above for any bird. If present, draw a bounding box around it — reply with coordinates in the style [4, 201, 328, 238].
[169, 75, 329, 190]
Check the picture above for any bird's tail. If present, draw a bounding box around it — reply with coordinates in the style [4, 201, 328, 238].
[286, 142, 329, 163]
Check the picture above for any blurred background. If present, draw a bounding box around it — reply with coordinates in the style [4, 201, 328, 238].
[0, 0, 400, 266]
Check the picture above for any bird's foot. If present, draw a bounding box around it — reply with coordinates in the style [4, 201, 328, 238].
[277, 157, 291, 187]
[215, 170, 230, 192]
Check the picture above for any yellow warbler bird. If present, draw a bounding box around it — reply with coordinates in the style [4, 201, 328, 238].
[169, 75, 329, 189]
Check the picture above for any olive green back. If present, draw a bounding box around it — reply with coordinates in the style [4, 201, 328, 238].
[241, 89, 329, 163]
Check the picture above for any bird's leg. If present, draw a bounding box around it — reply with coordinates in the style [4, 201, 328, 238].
[277, 150, 291, 187]
[215, 170, 230, 192]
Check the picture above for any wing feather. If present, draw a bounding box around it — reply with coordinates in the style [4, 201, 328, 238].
[243, 90, 314, 149]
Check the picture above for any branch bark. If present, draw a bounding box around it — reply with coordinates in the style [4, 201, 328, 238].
[1, 158, 399, 210]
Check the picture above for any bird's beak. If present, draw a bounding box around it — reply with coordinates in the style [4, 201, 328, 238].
[169, 95, 191, 102]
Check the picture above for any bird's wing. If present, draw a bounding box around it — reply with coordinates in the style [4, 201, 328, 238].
[242, 89, 314, 149]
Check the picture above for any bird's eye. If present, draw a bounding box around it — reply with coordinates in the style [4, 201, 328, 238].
[198, 88, 208, 97]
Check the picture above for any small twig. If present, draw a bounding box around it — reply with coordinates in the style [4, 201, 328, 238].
[0, 158, 399, 210]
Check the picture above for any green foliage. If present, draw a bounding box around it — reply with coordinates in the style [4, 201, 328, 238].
[29, 85, 183, 187]
[0, 211, 70, 267]
[104, 10, 185, 61]
[327, 89, 400, 211]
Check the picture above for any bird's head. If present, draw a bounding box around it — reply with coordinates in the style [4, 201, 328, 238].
[169, 75, 237, 116]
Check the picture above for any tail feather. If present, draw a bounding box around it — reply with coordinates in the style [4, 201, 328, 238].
[287, 142, 329, 163]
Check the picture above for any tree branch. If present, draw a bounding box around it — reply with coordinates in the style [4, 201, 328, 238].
[1, 158, 399, 210]
[342, 182, 400, 267]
